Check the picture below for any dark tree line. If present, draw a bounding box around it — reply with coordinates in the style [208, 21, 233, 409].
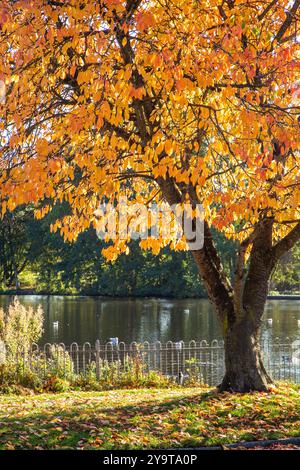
[0, 206, 299, 297]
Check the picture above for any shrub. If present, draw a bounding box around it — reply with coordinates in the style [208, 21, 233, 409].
[0, 363, 15, 386]
[18, 369, 43, 392]
[72, 362, 100, 390]
[44, 345, 74, 379]
[0, 299, 43, 357]
[71, 356, 171, 391]
[43, 375, 70, 393]
[0, 384, 30, 395]
[184, 357, 203, 386]
[0, 362, 42, 393]
[94, 355, 171, 390]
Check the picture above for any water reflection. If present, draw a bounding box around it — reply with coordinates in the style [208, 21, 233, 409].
[0, 295, 299, 345]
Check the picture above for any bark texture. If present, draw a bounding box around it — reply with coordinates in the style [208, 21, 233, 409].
[219, 315, 272, 392]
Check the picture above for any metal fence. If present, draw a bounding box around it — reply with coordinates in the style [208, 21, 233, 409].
[5, 339, 300, 386]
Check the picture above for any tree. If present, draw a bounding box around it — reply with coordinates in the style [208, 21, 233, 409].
[0, 0, 300, 391]
[0, 207, 33, 289]
[270, 242, 300, 293]
[0, 205, 58, 291]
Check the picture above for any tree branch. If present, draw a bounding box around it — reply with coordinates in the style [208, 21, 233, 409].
[157, 176, 233, 321]
[272, 221, 300, 260]
[274, 0, 300, 43]
[258, 0, 278, 21]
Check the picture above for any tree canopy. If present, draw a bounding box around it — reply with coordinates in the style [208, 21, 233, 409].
[0, 0, 299, 256]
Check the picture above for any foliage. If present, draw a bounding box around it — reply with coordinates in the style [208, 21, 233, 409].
[1, 207, 298, 296]
[73, 357, 170, 391]
[0, 0, 299, 254]
[0, 208, 30, 289]
[98, 355, 171, 389]
[0, 352, 73, 394]
[184, 357, 203, 386]
[0, 363, 43, 393]
[43, 375, 70, 393]
[0, 301, 78, 393]
[0, 361, 171, 395]
[44, 346, 74, 380]
[32, 227, 206, 297]
[0, 384, 299, 449]
[0, 347, 171, 393]
[0, 299, 43, 356]
[0, 298, 174, 391]
[271, 243, 300, 293]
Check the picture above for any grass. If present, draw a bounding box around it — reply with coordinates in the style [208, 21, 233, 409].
[0, 383, 299, 449]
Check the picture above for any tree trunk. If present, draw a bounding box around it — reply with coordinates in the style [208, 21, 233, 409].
[158, 176, 289, 393]
[219, 315, 273, 392]
[191, 237, 274, 392]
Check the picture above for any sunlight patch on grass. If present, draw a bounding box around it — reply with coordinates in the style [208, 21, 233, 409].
[0, 383, 299, 449]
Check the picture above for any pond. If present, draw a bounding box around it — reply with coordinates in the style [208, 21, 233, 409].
[0, 295, 300, 346]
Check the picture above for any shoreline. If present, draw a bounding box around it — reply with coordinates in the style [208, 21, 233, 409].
[1, 291, 300, 301]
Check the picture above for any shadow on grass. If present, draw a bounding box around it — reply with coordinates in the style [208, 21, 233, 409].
[0, 388, 299, 449]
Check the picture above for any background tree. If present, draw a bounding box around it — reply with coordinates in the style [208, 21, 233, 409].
[270, 242, 300, 293]
[0, 0, 300, 391]
[0, 207, 33, 289]
[0, 205, 296, 295]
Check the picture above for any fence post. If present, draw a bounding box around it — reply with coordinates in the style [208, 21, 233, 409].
[70, 342, 79, 374]
[95, 340, 100, 380]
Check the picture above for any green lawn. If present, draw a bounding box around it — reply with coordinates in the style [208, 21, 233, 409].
[0, 384, 300, 449]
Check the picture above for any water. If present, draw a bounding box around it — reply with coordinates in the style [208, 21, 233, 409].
[0, 295, 300, 345]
